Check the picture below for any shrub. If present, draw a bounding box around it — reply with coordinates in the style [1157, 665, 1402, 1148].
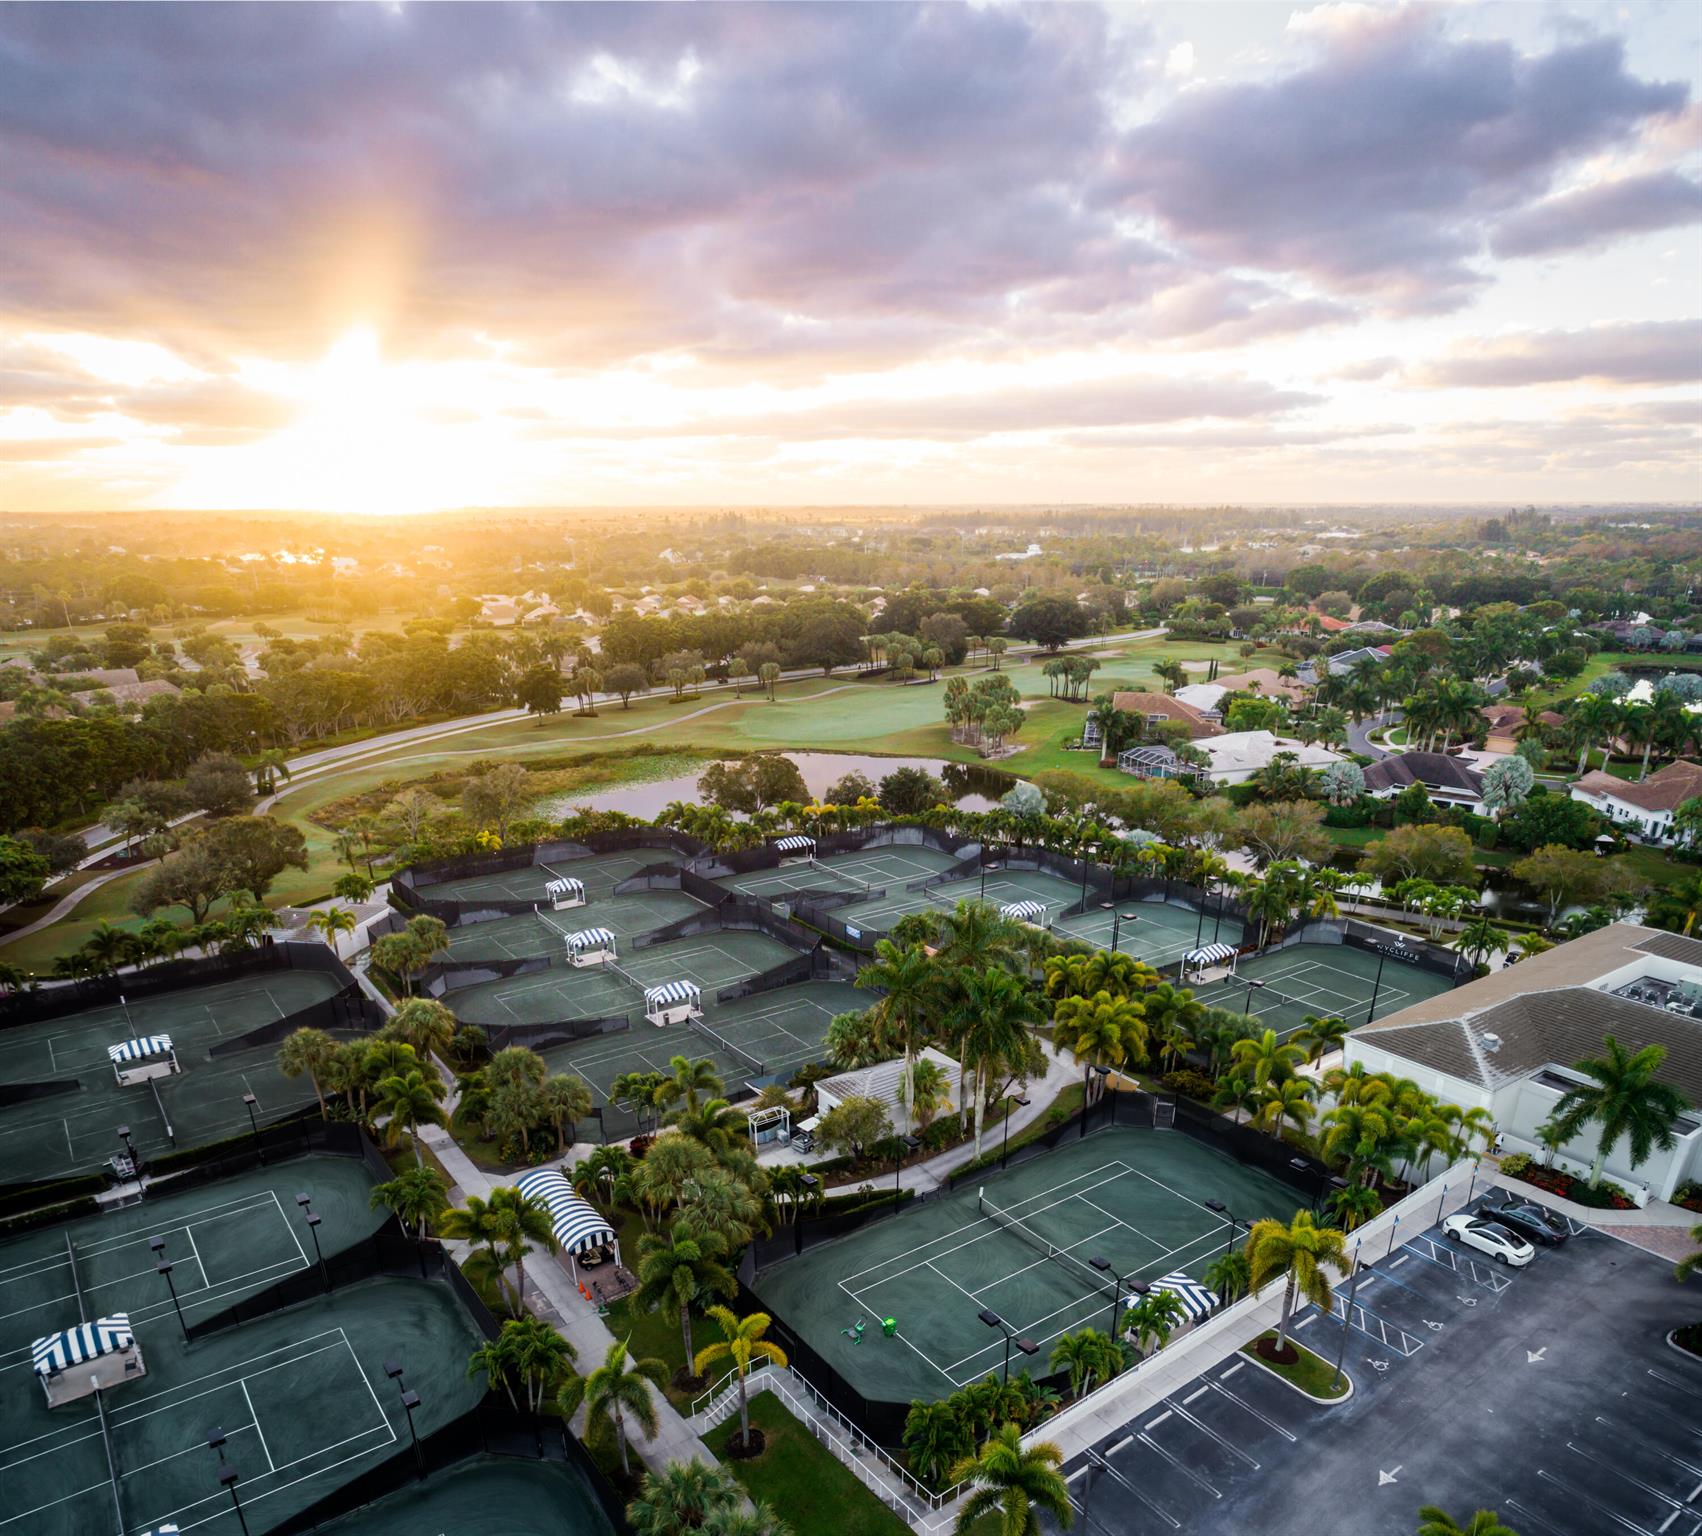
[1497, 1152, 1532, 1176]
[1323, 802, 1373, 828]
[1161, 1069, 1217, 1101]
[628, 1134, 654, 1160]
[1674, 1181, 1702, 1214]
[1675, 1322, 1702, 1359]
[920, 1113, 963, 1152]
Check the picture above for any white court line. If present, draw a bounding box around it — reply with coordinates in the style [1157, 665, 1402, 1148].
[185, 1225, 208, 1288]
[243, 1380, 275, 1472]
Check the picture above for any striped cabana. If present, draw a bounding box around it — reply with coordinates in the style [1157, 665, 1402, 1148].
[644, 979, 701, 1013]
[1146, 1271, 1219, 1323]
[514, 1168, 619, 1280]
[107, 1035, 173, 1065]
[33, 1314, 134, 1378]
[565, 926, 616, 951]
[999, 900, 1048, 924]
[1184, 943, 1237, 971]
[774, 835, 814, 854]
[544, 876, 586, 904]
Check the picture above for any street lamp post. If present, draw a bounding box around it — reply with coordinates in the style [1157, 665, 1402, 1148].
[1330, 1251, 1364, 1394]
[1195, 882, 1209, 947]
[297, 1193, 329, 1291]
[794, 1173, 819, 1257]
[1000, 1095, 1031, 1169]
[241, 1092, 263, 1165]
[1364, 949, 1388, 1025]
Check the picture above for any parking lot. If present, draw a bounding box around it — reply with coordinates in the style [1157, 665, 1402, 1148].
[1060, 1196, 1702, 1536]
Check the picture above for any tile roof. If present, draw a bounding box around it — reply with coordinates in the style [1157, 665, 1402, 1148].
[1573, 760, 1702, 814]
[1109, 692, 1223, 738]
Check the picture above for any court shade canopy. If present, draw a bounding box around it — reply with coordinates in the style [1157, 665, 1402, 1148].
[1146, 1271, 1219, 1322]
[514, 1169, 619, 1263]
[545, 876, 586, 901]
[106, 1035, 174, 1064]
[644, 979, 701, 1011]
[1000, 900, 1048, 923]
[1184, 943, 1237, 968]
[32, 1313, 134, 1377]
[774, 835, 815, 854]
[564, 926, 616, 951]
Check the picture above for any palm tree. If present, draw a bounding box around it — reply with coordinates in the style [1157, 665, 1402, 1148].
[573, 1146, 634, 1211]
[558, 1336, 668, 1478]
[540, 1073, 594, 1156]
[1246, 1210, 1348, 1356]
[947, 967, 1043, 1159]
[1051, 991, 1146, 1076]
[949, 1423, 1073, 1536]
[467, 1333, 521, 1411]
[934, 899, 1026, 974]
[657, 1055, 725, 1117]
[277, 1026, 338, 1119]
[856, 939, 940, 1131]
[370, 1165, 449, 1239]
[1253, 1077, 1316, 1141]
[1048, 1329, 1113, 1397]
[484, 1185, 560, 1310]
[1674, 1223, 1701, 1284]
[1230, 1028, 1304, 1090]
[1453, 917, 1510, 971]
[693, 1306, 788, 1453]
[1326, 1182, 1383, 1232]
[1547, 1036, 1691, 1186]
[1203, 1247, 1252, 1302]
[1124, 1288, 1187, 1356]
[502, 1314, 577, 1412]
[903, 1400, 971, 1490]
[372, 1067, 449, 1165]
[1415, 1508, 1520, 1536]
[386, 997, 458, 1061]
[635, 1230, 737, 1378]
[1293, 1013, 1348, 1065]
[306, 905, 357, 956]
[627, 1459, 740, 1536]
[440, 1193, 512, 1307]
[1210, 1073, 1260, 1126]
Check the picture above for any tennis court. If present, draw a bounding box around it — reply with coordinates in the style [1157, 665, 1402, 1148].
[754, 1127, 1300, 1403]
[828, 865, 1085, 937]
[313, 1455, 616, 1536]
[0, 972, 356, 1187]
[0, 1271, 482, 1536]
[413, 847, 685, 907]
[444, 929, 800, 1029]
[539, 979, 876, 1108]
[1053, 896, 1245, 971]
[720, 845, 963, 903]
[443, 890, 711, 965]
[1188, 942, 1459, 1038]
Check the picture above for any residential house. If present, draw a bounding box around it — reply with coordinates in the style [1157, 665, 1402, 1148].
[811, 1045, 963, 1134]
[1296, 647, 1387, 687]
[1363, 751, 1488, 813]
[1480, 703, 1563, 755]
[1192, 730, 1343, 786]
[1211, 667, 1311, 706]
[1172, 682, 1229, 718]
[1570, 759, 1702, 845]
[1108, 691, 1223, 742]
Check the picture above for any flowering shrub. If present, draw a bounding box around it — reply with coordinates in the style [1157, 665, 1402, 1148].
[1506, 1159, 1634, 1210]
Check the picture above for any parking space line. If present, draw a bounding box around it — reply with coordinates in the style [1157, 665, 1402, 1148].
[1183, 1386, 1208, 1405]
[1208, 1380, 1298, 1443]
[1218, 1361, 1243, 1380]
[1399, 1232, 1513, 1294]
[1137, 1430, 1220, 1498]
[1593, 1419, 1702, 1483]
[1091, 1458, 1181, 1531]
[1144, 1412, 1171, 1430]
[1108, 1434, 1134, 1455]
[1567, 1440, 1692, 1517]
[1536, 1468, 1659, 1535]
[1164, 1399, 1260, 1469]
[1505, 1499, 1574, 1536]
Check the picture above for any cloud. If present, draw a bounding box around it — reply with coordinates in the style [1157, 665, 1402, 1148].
[1492, 171, 1702, 257]
[1418, 319, 1702, 387]
[1106, 14, 1690, 310]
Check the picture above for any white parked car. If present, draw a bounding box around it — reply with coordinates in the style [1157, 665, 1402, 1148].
[1442, 1213, 1535, 1268]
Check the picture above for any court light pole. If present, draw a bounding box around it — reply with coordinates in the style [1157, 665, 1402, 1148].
[1364, 949, 1388, 1024]
[219, 1464, 251, 1536]
[1242, 978, 1265, 1016]
[1329, 1251, 1364, 1395]
[241, 1092, 263, 1166]
[401, 1388, 425, 1481]
[297, 1193, 329, 1291]
[1000, 1095, 1030, 1169]
[1202, 1199, 1243, 1262]
[1195, 881, 1210, 947]
[151, 1237, 189, 1344]
[1089, 1256, 1149, 1339]
[892, 1136, 919, 1202]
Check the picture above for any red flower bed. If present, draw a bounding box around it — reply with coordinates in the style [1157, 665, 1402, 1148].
[1509, 1163, 1634, 1210]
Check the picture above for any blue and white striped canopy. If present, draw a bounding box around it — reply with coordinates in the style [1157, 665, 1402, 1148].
[544, 876, 586, 899]
[644, 979, 701, 1009]
[514, 1169, 617, 1256]
[143, 1526, 180, 1535]
[565, 926, 616, 950]
[1148, 1271, 1219, 1322]
[1184, 943, 1236, 967]
[1000, 900, 1048, 922]
[107, 1035, 172, 1064]
[32, 1313, 133, 1376]
[774, 835, 814, 853]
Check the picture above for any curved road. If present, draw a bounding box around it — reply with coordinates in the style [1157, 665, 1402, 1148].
[1348, 708, 1398, 759]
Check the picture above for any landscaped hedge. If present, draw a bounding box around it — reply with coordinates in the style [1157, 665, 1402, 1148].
[1499, 1153, 1635, 1210]
[0, 1171, 106, 1220]
[1161, 1068, 1217, 1101]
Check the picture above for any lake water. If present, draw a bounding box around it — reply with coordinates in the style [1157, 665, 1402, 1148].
[540, 752, 1015, 820]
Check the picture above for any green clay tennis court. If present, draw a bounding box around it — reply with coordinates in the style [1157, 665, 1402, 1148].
[443, 928, 801, 1028]
[718, 845, 964, 903]
[413, 847, 686, 906]
[1188, 942, 1459, 1037]
[444, 889, 712, 964]
[0, 972, 355, 1187]
[538, 979, 875, 1108]
[827, 864, 1085, 937]
[1052, 896, 1246, 971]
[754, 1126, 1300, 1403]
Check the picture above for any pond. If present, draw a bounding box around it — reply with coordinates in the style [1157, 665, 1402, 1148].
[539, 752, 1017, 820]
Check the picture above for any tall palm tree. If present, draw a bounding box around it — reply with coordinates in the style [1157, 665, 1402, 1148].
[904, 1399, 971, 1490]
[949, 1424, 1073, 1536]
[1293, 1013, 1349, 1065]
[635, 1230, 736, 1376]
[539, 1073, 594, 1157]
[440, 1193, 511, 1306]
[501, 1314, 577, 1412]
[306, 905, 357, 956]
[693, 1306, 788, 1452]
[1415, 1508, 1520, 1536]
[1453, 917, 1510, 971]
[1050, 992, 1145, 1076]
[1547, 1036, 1691, 1186]
[1246, 1209, 1348, 1355]
[1230, 1028, 1305, 1090]
[558, 1336, 668, 1478]
[934, 900, 1026, 974]
[856, 939, 940, 1132]
[466, 1333, 521, 1411]
[948, 967, 1043, 1159]
[627, 1459, 740, 1536]
[657, 1055, 725, 1117]
[484, 1185, 560, 1309]
[372, 1068, 449, 1165]
[277, 1026, 338, 1119]
[370, 1165, 449, 1239]
[386, 998, 457, 1061]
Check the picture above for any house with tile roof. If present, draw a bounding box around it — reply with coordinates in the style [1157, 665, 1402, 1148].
[1569, 759, 1702, 845]
[1349, 923, 1702, 1202]
[1363, 751, 1489, 813]
[1108, 691, 1223, 741]
[1480, 703, 1564, 754]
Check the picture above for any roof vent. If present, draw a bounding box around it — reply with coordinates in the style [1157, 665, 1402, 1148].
[1480, 1032, 1502, 1054]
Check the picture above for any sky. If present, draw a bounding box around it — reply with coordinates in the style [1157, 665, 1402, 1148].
[0, 0, 1698, 514]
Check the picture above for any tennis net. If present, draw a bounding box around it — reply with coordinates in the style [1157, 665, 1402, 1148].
[536, 906, 577, 943]
[604, 957, 648, 992]
[979, 1194, 1109, 1297]
[807, 856, 871, 896]
[64, 1232, 89, 1322]
[1227, 978, 1355, 1021]
[150, 1077, 176, 1147]
[687, 1017, 765, 1077]
[66, 1231, 128, 1523]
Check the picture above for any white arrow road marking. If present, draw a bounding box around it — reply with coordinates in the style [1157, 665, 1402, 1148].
[1379, 1466, 1402, 1486]
[1527, 1347, 1547, 1363]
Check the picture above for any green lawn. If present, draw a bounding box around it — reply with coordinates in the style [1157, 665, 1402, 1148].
[702, 1391, 912, 1536]
[1240, 1331, 1350, 1400]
